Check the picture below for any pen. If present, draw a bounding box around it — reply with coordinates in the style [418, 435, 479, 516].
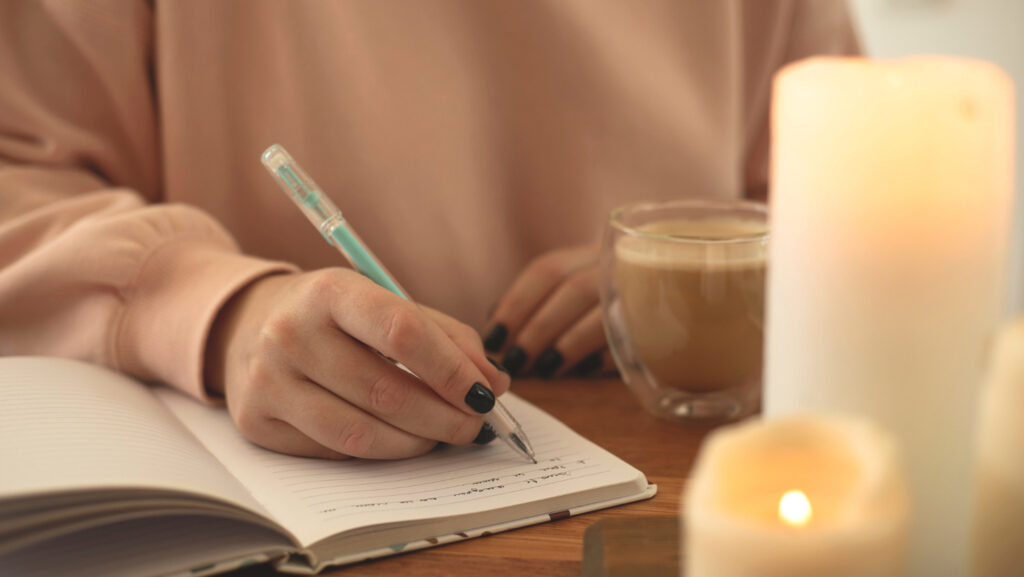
[260, 144, 536, 464]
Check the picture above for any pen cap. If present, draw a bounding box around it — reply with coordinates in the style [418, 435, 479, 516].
[261, 144, 342, 233]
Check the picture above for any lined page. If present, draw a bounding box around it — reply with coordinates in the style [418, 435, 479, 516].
[0, 357, 267, 518]
[157, 388, 646, 547]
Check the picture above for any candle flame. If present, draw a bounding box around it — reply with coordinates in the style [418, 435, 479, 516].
[778, 490, 813, 527]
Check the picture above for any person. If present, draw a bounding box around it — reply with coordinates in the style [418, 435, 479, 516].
[0, 0, 858, 460]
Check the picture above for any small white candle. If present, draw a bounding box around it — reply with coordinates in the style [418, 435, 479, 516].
[684, 415, 908, 577]
[970, 318, 1024, 576]
[764, 57, 1015, 576]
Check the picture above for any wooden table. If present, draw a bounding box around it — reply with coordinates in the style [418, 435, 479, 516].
[247, 377, 714, 577]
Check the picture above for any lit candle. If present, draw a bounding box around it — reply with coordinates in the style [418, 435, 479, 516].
[764, 57, 1015, 576]
[779, 490, 813, 528]
[684, 415, 908, 577]
[970, 318, 1024, 576]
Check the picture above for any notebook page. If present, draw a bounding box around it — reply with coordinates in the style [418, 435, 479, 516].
[156, 388, 646, 547]
[0, 357, 268, 519]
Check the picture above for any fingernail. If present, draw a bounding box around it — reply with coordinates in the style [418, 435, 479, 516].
[571, 351, 604, 376]
[534, 349, 564, 379]
[502, 346, 528, 376]
[464, 382, 495, 413]
[483, 323, 508, 352]
[473, 422, 497, 445]
[487, 357, 509, 374]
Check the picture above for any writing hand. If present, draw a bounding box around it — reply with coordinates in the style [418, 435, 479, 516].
[482, 245, 614, 378]
[205, 268, 510, 459]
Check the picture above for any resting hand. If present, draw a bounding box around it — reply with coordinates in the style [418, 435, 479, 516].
[205, 268, 510, 459]
[482, 245, 614, 378]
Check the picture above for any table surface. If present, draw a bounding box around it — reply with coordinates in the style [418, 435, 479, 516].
[238, 377, 714, 577]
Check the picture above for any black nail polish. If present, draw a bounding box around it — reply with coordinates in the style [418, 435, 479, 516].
[487, 357, 509, 374]
[534, 349, 564, 378]
[464, 382, 495, 413]
[502, 346, 528, 376]
[482, 324, 508, 352]
[473, 422, 497, 445]
[571, 351, 604, 377]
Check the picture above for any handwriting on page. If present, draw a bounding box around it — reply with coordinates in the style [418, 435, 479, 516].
[155, 388, 634, 542]
[315, 457, 596, 517]
[237, 425, 611, 523]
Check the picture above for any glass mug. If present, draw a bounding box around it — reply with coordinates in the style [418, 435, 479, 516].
[599, 198, 768, 421]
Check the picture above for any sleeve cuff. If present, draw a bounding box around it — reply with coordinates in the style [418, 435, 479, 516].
[114, 239, 298, 401]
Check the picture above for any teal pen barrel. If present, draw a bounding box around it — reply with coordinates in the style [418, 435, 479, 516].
[328, 225, 409, 300]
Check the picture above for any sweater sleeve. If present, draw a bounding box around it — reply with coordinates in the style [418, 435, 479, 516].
[741, 0, 861, 198]
[0, 1, 296, 399]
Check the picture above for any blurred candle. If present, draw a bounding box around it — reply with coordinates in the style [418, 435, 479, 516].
[764, 57, 1015, 577]
[970, 318, 1024, 576]
[684, 415, 908, 577]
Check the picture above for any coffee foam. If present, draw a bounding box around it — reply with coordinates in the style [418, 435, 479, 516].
[614, 217, 768, 268]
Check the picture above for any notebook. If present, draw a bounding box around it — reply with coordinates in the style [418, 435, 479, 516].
[0, 357, 655, 577]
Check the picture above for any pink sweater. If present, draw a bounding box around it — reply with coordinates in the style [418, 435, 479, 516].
[0, 0, 857, 399]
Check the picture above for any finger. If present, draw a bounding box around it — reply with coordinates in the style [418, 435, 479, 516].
[566, 348, 617, 378]
[421, 307, 511, 396]
[546, 306, 607, 378]
[327, 271, 499, 417]
[508, 267, 599, 376]
[566, 350, 606, 378]
[299, 327, 488, 445]
[223, 361, 353, 459]
[243, 417, 352, 460]
[283, 378, 437, 459]
[598, 348, 619, 376]
[483, 247, 597, 355]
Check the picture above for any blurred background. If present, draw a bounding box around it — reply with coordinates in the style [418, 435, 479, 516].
[849, 0, 1024, 314]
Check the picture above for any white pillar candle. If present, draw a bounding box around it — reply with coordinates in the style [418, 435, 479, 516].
[684, 415, 908, 577]
[764, 57, 1015, 577]
[970, 318, 1024, 577]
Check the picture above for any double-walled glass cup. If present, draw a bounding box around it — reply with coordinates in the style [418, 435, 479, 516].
[599, 199, 768, 421]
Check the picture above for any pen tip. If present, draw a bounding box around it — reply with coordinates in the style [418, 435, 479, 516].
[510, 432, 535, 463]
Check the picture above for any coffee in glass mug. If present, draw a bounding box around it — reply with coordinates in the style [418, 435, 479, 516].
[599, 199, 768, 420]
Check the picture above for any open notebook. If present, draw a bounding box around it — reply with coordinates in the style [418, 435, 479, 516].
[0, 357, 655, 577]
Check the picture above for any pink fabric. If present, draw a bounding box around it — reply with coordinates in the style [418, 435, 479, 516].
[0, 0, 858, 399]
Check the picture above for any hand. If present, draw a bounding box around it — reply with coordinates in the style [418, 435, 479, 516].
[482, 245, 615, 378]
[204, 268, 510, 459]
